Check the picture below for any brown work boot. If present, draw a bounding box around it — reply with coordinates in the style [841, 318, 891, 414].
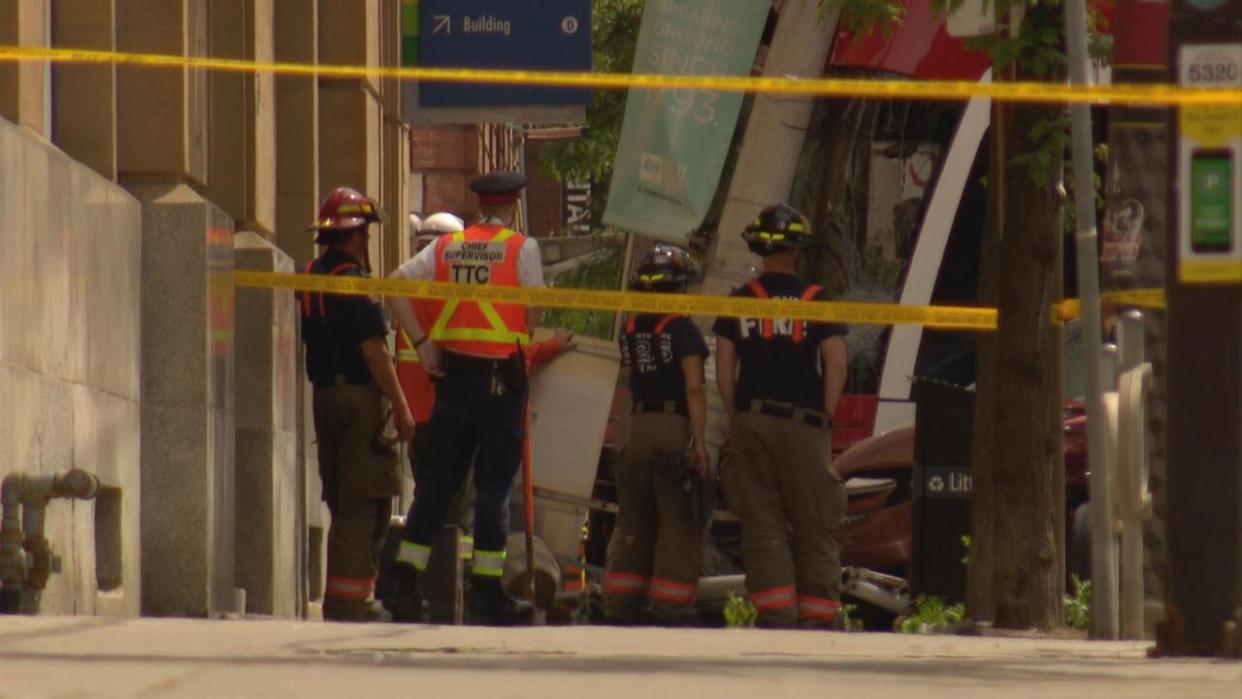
[323, 597, 392, 623]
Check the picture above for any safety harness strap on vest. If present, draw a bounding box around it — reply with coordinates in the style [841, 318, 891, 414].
[301, 258, 365, 387]
[430, 228, 531, 348]
[744, 280, 822, 342]
[301, 260, 362, 318]
[625, 313, 679, 336]
[743, 279, 823, 412]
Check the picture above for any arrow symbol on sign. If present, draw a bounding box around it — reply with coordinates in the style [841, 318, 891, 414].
[433, 15, 451, 34]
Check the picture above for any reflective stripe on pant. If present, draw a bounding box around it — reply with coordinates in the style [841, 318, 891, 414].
[750, 585, 796, 612]
[725, 412, 846, 628]
[603, 413, 704, 624]
[473, 549, 506, 577]
[798, 595, 841, 625]
[326, 576, 374, 601]
[324, 498, 390, 602]
[603, 571, 648, 596]
[396, 541, 431, 571]
[404, 371, 525, 557]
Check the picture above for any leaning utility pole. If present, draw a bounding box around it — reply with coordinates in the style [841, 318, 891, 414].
[695, 0, 842, 300]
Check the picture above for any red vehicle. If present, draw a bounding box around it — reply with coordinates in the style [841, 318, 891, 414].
[835, 399, 1091, 578]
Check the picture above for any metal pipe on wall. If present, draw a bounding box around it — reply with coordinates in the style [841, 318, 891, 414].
[0, 469, 100, 614]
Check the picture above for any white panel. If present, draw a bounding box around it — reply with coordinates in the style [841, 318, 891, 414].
[876, 72, 992, 426]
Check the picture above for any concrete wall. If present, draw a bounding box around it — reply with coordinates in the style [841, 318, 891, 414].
[0, 115, 143, 616]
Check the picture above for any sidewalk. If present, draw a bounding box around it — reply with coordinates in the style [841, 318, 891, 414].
[0, 616, 1237, 698]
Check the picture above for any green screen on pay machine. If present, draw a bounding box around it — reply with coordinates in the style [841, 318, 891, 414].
[1191, 151, 1234, 252]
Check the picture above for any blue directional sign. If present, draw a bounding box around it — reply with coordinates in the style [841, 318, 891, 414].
[419, 0, 592, 108]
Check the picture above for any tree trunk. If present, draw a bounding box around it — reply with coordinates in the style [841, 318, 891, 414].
[988, 100, 1066, 629]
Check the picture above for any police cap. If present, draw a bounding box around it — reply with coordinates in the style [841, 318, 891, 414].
[470, 170, 527, 206]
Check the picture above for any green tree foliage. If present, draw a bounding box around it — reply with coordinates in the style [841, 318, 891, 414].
[538, 0, 645, 191]
[542, 238, 624, 339]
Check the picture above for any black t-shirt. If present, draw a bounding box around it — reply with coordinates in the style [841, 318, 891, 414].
[301, 248, 389, 387]
[620, 314, 709, 404]
[711, 272, 849, 411]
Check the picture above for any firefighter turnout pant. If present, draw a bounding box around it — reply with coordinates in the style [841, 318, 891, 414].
[604, 413, 706, 625]
[724, 411, 846, 629]
[313, 384, 402, 609]
[397, 371, 525, 581]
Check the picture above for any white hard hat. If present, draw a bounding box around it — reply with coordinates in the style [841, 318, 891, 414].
[422, 212, 464, 234]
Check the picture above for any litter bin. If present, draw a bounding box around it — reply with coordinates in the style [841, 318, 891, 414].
[911, 379, 974, 603]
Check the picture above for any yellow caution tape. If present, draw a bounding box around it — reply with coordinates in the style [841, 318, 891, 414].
[3, 45, 1242, 106]
[1057, 289, 1168, 323]
[236, 271, 998, 331]
[1056, 299, 1084, 324]
[1102, 288, 1167, 310]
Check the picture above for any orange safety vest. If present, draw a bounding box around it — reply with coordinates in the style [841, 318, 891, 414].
[428, 225, 531, 358]
[394, 324, 436, 424]
[745, 280, 822, 342]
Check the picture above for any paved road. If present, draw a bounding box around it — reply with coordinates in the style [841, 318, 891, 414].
[0, 616, 1238, 698]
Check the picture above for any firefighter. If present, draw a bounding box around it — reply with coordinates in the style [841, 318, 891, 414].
[300, 187, 416, 622]
[603, 244, 711, 626]
[711, 204, 849, 629]
[383, 171, 543, 625]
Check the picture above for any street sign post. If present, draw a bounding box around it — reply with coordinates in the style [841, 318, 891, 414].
[403, 0, 592, 124]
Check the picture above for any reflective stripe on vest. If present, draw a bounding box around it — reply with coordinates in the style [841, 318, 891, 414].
[744, 280, 822, 342]
[430, 227, 531, 356]
[396, 328, 421, 364]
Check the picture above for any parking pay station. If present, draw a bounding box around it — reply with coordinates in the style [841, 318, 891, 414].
[1165, 0, 1242, 656]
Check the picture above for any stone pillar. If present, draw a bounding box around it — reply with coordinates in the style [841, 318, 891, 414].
[116, 0, 208, 185]
[275, 0, 319, 265]
[0, 0, 49, 134]
[377, 0, 405, 272]
[133, 183, 238, 617]
[207, 0, 276, 236]
[318, 0, 381, 263]
[51, 0, 117, 180]
[233, 232, 301, 618]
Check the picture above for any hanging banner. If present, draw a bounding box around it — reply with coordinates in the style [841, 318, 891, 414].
[602, 0, 769, 244]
